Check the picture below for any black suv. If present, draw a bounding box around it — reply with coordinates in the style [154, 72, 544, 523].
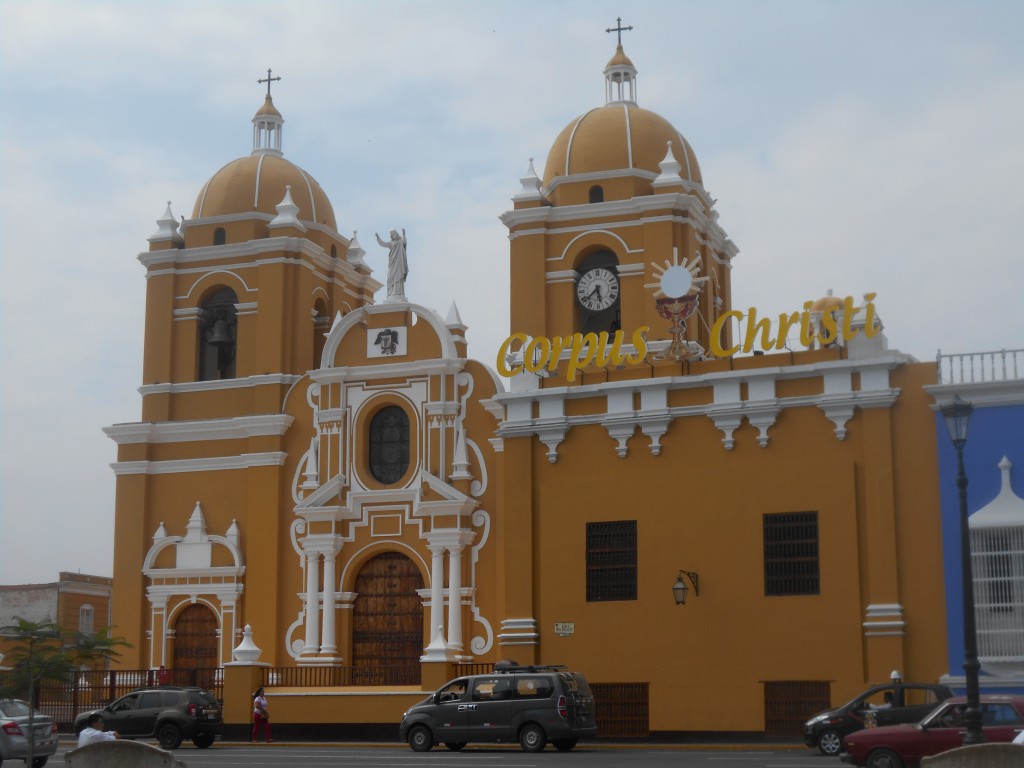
[803, 682, 954, 756]
[74, 686, 222, 750]
[399, 664, 597, 752]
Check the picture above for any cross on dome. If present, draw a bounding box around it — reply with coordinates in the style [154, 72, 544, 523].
[605, 16, 633, 45]
[252, 69, 284, 156]
[603, 22, 638, 104]
[258, 68, 281, 97]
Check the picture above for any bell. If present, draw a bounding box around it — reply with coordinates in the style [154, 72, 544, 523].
[209, 318, 233, 346]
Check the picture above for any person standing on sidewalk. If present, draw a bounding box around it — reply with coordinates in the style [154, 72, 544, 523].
[252, 687, 271, 743]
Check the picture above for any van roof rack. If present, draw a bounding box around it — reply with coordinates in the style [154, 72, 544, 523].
[492, 662, 568, 674]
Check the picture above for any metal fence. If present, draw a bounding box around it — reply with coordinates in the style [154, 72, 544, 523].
[261, 664, 420, 687]
[0, 668, 224, 730]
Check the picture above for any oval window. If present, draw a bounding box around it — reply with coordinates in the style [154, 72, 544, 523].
[368, 406, 410, 484]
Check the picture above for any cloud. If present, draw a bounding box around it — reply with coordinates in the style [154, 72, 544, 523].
[1, 0, 1022, 582]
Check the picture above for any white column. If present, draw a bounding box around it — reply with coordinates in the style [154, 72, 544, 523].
[447, 545, 463, 650]
[152, 604, 166, 668]
[428, 544, 446, 644]
[320, 550, 337, 655]
[303, 551, 321, 655]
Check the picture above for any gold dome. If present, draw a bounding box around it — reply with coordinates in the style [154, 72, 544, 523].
[810, 292, 844, 313]
[606, 43, 635, 70]
[254, 95, 282, 119]
[192, 154, 337, 230]
[543, 104, 702, 187]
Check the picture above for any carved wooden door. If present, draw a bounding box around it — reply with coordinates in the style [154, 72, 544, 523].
[172, 603, 218, 671]
[352, 552, 423, 684]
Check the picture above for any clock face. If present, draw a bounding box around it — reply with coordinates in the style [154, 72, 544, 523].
[576, 268, 620, 311]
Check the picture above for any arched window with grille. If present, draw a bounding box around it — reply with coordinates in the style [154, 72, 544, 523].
[368, 405, 410, 484]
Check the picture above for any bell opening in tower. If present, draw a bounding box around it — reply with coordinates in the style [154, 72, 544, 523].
[197, 287, 238, 381]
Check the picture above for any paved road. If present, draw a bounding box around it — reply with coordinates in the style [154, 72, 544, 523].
[47, 741, 838, 768]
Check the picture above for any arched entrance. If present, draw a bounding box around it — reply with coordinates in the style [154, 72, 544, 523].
[172, 603, 219, 688]
[352, 552, 423, 685]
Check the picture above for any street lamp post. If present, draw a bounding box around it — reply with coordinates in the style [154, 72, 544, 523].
[940, 395, 984, 745]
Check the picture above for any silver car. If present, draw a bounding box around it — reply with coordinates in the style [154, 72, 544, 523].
[0, 699, 59, 768]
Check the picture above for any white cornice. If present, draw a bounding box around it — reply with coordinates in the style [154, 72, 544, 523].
[490, 353, 910, 457]
[310, 357, 467, 384]
[139, 237, 382, 298]
[925, 379, 1024, 409]
[502, 194, 737, 260]
[139, 373, 300, 396]
[104, 414, 295, 445]
[111, 452, 287, 475]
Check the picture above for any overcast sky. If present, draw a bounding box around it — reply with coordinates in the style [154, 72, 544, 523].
[1, 1, 1022, 585]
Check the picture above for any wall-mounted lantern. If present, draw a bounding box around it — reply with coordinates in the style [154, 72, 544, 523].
[672, 570, 700, 606]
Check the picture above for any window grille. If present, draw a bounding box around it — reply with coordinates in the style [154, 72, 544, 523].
[764, 512, 820, 596]
[972, 526, 1024, 662]
[368, 406, 410, 484]
[764, 680, 830, 736]
[591, 682, 648, 737]
[586, 521, 637, 602]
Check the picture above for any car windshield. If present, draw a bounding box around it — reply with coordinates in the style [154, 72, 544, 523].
[0, 699, 32, 717]
[923, 701, 963, 728]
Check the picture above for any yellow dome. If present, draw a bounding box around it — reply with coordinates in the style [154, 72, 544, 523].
[254, 95, 282, 119]
[543, 104, 702, 187]
[811, 292, 844, 313]
[606, 43, 635, 70]
[192, 154, 337, 230]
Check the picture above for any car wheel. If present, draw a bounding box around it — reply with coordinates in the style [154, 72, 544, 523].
[192, 732, 215, 749]
[444, 741, 467, 751]
[408, 725, 433, 752]
[817, 729, 843, 756]
[553, 738, 578, 751]
[519, 723, 546, 752]
[156, 722, 183, 750]
[866, 748, 904, 768]
[33, 759, 49, 768]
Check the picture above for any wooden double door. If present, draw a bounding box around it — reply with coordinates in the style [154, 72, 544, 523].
[351, 552, 423, 684]
[172, 603, 219, 674]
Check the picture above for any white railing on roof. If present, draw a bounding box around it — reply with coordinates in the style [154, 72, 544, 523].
[937, 349, 1024, 384]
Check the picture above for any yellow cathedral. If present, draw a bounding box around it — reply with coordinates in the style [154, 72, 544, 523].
[105, 42, 948, 738]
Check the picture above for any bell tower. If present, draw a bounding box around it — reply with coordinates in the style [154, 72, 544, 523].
[501, 39, 737, 371]
[139, 77, 380, 423]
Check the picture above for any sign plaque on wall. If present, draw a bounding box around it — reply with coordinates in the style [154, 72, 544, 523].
[554, 622, 575, 637]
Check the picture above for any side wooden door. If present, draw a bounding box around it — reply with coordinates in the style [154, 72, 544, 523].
[352, 552, 423, 685]
[172, 603, 219, 673]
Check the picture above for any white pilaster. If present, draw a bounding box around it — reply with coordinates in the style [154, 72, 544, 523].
[447, 545, 464, 650]
[303, 552, 321, 656]
[320, 550, 338, 655]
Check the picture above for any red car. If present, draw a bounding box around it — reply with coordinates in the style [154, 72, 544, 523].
[842, 694, 1024, 768]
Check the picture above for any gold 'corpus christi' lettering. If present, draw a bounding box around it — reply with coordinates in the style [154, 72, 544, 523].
[496, 327, 650, 380]
[708, 293, 879, 355]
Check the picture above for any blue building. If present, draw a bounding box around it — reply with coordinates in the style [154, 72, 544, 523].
[928, 349, 1024, 695]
